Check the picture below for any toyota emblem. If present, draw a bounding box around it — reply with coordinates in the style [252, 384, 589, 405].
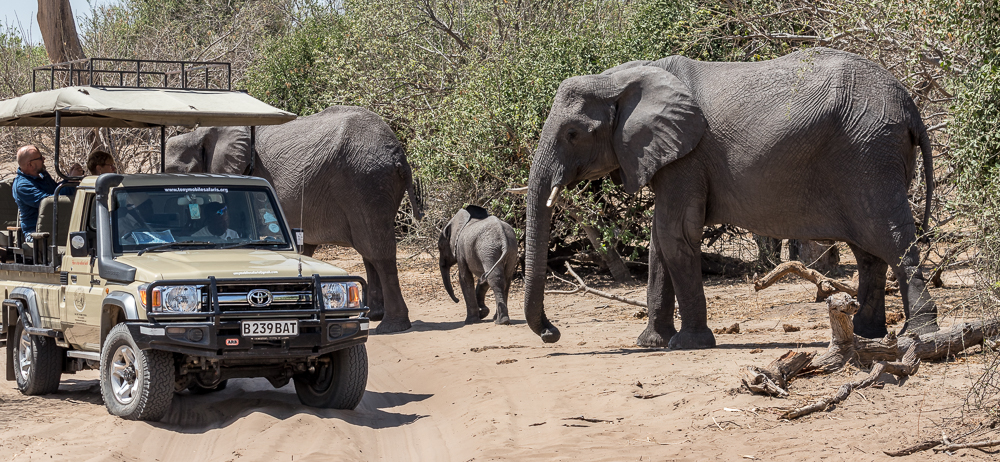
[247, 289, 272, 307]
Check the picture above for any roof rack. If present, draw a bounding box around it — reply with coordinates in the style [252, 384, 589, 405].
[32, 58, 232, 92]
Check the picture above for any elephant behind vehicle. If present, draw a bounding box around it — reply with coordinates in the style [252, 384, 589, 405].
[165, 106, 423, 334]
[521, 47, 937, 349]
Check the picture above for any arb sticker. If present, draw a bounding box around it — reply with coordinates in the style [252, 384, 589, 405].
[226, 338, 239, 346]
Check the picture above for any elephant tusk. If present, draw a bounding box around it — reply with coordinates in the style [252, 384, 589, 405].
[546, 186, 562, 207]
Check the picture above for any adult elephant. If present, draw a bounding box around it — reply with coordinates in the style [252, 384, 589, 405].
[165, 106, 423, 334]
[522, 47, 938, 349]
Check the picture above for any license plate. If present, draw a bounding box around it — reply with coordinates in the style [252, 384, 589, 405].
[241, 320, 298, 338]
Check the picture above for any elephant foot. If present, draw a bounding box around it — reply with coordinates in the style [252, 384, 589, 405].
[367, 307, 385, 322]
[667, 329, 716, 350]
[637, 324, 676, 348]
[853, 323, 889, 339]
[495, 314, 511, 326]
[478, 306, 490, 319]
[900, 315, 940, 336]
[464, 315, 481, 325]
[374, 317, 412, 334]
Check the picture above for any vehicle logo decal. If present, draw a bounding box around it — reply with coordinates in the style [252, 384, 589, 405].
[226, 338, 239, 346]
[247, 289, 272, 308]
[73, 291, 87, 313]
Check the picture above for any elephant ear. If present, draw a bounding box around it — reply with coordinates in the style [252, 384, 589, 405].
[450, 208, 473, 255]
[610, 66, 707, 194]
[601, 60, 652, 76]
[207, 127, 252, 174]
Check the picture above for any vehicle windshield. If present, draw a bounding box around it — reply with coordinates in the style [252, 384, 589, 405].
[111, 186, 291, 253]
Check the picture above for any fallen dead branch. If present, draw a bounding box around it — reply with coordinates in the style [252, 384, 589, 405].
[545, 262, 647, 307]
[884, 440, 941, 457]
[781, 345, 920, 420]
[754, 261, 857, 301]
[741, 293, 999, 421]
[754, 261, 898, 302]
[932, 439, 1000, 453]
[563, 416, 614, 424]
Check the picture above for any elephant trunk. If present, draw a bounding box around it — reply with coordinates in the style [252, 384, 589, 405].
[440, 260, 460, 303]
[523, 163, 561, 343]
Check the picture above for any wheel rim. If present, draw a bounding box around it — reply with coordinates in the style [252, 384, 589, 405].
[110, 345, 140, 404]
[17, 324, 32, 378]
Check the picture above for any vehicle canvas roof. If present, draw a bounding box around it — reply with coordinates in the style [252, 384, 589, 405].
[0, 86, 296, 128]
[76, 173, 276, 189]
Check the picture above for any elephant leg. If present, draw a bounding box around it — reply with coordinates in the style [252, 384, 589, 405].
[855, 198, 939, 336]
[476, 279, 491, 319]
[848, 244, 889, 338]
[363, 258, 386, 322]
[370, 257, 412, 334]
[637, 227, 677, 347]
[458, 267, 482, 324]
[888, 245, 939, 336]
[654, 196, 713, 350]
[300, 244, 319, 257]
[489, 272, 510, 325]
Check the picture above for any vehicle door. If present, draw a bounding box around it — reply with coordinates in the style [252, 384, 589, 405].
[61, 191, 105, 350]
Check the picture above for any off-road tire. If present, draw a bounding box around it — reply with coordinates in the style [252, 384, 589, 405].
[189, 379, 228, 394]
[100, 323, 174, 421]
[293, 344, 368, 409]
[12, 316, 62, 395]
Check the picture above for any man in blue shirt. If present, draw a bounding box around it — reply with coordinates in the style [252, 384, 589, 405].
[13, 145, 82, 243]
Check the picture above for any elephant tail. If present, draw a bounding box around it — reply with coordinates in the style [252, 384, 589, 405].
[398, 161, 425, 221]
[916, 121, 934, 243]
[482, 222, 509, 280]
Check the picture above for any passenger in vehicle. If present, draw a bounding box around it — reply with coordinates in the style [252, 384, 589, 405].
[13, 145, 83, 242]
[87, 150, 117, 175]
[193, 202, 239, 240]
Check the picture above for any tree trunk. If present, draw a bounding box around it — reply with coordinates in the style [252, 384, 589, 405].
[794, 240, 840, 275]
[563, 209, 635, 284]
[37, 0, 86, 65]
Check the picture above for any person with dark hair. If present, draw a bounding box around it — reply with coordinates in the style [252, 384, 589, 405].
[12, 145, 82, 242]
[193, 202, 238, 239]
[87, 150, 117, 175]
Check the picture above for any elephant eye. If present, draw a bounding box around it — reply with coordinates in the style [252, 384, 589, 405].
[566, 129, 578, 140]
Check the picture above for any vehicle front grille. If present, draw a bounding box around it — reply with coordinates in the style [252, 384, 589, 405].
[202, 282, 315, 312]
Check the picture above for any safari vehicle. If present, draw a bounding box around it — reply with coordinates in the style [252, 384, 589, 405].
[0, 58, 370, 421]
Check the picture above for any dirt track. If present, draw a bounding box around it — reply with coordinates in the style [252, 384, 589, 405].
[1, 246, 996, 461]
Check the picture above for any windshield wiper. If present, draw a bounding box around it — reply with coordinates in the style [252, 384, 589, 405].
[221, 239, 287, 250]
[137, 241, 214, 256]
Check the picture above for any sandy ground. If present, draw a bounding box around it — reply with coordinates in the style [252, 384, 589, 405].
[1, 245, 998, 461]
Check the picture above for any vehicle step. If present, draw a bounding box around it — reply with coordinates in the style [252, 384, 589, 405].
[66, 350, 101, 361]
[25, 327, 63, 339]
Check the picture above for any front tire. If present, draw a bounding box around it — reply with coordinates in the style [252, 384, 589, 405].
[293, 344, 368, 409]
[100, 324, 174, 421]
[12, 315, 62, 395]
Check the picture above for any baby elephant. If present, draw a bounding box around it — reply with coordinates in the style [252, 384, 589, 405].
[439, 205, 519, 325]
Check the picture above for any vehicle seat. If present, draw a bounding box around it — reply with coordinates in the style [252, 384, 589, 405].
[26, 195, 74, 262]
[0, 180, 18, 261]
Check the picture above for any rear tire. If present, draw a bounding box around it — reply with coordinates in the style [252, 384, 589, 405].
[100, 324, 174, 421]
[12, 315, 62, 395]
[293, 344, 368, 409]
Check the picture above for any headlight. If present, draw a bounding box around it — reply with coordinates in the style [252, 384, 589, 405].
[321, 282, 362, 310]
[139, 284, 203, 312]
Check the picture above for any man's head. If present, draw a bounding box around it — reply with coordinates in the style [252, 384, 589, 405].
[87, 150, 116, 175]
[204, 201, 229, 235]
[16, 145, 46, 177]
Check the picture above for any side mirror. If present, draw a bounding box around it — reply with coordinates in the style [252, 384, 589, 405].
[292, 228, 304, 253]
[69, 231, 92, 258]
